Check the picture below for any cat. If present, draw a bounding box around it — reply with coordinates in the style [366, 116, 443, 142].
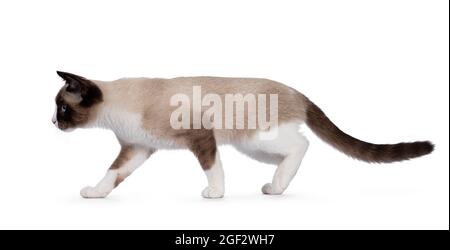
[52, 71, 434, 199]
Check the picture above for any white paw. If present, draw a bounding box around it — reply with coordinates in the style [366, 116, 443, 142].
[261, 183, 284, 195]
[80, 186, 109, 199]
[202, 186, 224, 199]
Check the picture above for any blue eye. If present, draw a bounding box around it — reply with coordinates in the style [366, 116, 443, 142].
[61, 105, 67, 112]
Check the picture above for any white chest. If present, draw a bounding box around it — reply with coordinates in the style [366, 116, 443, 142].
[94, 107, 181, 149]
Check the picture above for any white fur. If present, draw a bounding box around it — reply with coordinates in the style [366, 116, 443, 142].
[91, 105, 182, 149]
[80, 170, 118, 198]
[52, 105, 58, 128]
[80, 147, 151, 198]
[236, 122, 309, 195]
[202, 152, 225, 198]
[241, 123, 303, 154]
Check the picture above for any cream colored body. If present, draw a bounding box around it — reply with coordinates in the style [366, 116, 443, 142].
[90, 77, 306, 143]
[77, 77, 309, 198]
[53, 72, 434, 198]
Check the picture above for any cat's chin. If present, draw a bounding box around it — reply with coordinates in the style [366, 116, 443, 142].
[60, 127, 75, 133]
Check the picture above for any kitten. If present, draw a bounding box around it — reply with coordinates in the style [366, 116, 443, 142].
[52, 71, 434, 198]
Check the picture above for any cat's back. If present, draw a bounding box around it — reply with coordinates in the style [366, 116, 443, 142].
[166, 76, 292, 95]
[105, 76, 296, 95]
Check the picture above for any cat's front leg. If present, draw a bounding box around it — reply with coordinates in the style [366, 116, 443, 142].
[80, 145, 155, 198]
[201, 152, 225, 199]
[186, 130, 225, 198]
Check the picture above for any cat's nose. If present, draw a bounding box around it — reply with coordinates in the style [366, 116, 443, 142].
[52, 105, 58, 126]
[51, 117, 57, 126]
[52, 107, 58, 126]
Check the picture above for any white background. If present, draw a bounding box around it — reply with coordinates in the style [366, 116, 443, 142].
[0, 0, 448, 229]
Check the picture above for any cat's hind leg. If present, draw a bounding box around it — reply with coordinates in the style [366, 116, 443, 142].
[236, 123, 309, 195]
[80, 145, 155, 198]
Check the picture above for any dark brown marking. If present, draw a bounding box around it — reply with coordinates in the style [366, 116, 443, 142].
[109, 146, 134, 170]
[114, 173, 127, 188]
[54, 71, 103, 130]
[110, 147, 154, 188]
[305, 98, 434, 163]
[110, 146, 135, 187]
[57, 71, 103, 107]
[180, 129, 217, 170]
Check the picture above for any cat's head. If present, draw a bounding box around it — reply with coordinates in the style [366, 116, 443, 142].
[52, 71, 103, 131]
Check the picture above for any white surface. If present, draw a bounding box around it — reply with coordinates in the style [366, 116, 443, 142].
[0, 0, 448, 229]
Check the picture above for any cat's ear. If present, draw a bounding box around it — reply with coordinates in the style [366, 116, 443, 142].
[56, 71, 87, 93]
[56, 71, 103, 106]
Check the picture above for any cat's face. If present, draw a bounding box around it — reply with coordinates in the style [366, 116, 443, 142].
[52, 71, 103, 131]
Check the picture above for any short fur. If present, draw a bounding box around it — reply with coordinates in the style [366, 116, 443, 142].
[52, 71, 434, 198]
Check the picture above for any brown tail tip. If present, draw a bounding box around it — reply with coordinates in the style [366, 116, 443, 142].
[415, 141, 435, 157]
[354, 140, 435, 163]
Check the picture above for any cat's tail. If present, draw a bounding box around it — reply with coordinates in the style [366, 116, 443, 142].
[304, 98, 434, 163]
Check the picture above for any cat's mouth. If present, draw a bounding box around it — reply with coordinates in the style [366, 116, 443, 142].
[52, 119, 74, 132]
